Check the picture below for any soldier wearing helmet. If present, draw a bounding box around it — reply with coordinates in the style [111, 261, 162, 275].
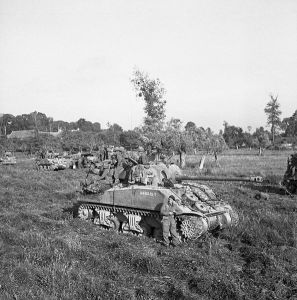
[160, 195, 180, 247]
[138, 146, 148, 165]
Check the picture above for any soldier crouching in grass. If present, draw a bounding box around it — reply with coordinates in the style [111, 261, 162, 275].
[160, 195, 181, 247]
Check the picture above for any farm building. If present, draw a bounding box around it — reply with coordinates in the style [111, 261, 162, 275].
[7, 129, 62, 140]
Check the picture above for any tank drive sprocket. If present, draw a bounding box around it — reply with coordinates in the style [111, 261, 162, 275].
[180, 216, 208, 240]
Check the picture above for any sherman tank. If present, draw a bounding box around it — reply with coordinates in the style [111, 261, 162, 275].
[35, 157, 70, 171]
[0, 152, 16, 165]
[76, 163, 263, 241]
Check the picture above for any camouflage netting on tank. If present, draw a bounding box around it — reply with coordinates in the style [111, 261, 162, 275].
[181, 183, 222, 208]
[81, 179, 112, 194]
[36, 158, 51, 165]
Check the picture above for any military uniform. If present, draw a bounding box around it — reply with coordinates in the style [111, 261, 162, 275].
[160, 199, 180, 247]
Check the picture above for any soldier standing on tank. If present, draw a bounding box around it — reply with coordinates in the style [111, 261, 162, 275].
[138, 146, 148, 164]
[160, 195, 180, 247]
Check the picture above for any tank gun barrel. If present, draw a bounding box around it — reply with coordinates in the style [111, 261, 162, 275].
[175, 175, 263, 183]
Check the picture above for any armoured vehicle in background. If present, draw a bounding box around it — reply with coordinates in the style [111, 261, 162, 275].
[282, 153, 297, 194]
[36, 157, 70, 170]
[0, 152, 16, 165]
[76, 163, 262, 241]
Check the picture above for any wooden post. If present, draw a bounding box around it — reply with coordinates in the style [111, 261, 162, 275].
[199, 155, 206, 170]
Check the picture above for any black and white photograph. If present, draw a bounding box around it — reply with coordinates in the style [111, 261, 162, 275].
[1, 0, 297, 299]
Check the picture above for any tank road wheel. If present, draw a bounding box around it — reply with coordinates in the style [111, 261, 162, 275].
[77, 205, 93, 220]
[108, 216, 120, 231]
[93, 213, 120, 231]
[180, 216, 208, 240]
[286, 181, 297, 194]
[140, 222, 152, 237]
[94, 209, 120, 231]
[121, 214, 143, 235]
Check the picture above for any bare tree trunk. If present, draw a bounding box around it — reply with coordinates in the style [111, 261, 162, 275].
[179, 152, 186, 169]
[271, 125, 274, 145]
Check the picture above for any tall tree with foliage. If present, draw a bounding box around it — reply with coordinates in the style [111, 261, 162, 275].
[223, 122, 245, 148]
[264, 95, 282, 144]
[131, 69, 166, 132]
[119, 130, 142, 150]
[162, 118, 194, 167]
[131, 69, 167, 157]
[185, 121, 196, 132]
[253, 127, 271, 149]
[282, 110, 297, 137]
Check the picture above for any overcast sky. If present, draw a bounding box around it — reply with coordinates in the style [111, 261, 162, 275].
[0, 0, 296, 133]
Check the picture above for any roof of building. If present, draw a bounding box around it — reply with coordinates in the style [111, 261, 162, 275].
[7, 129, 62, 139]
[7, 130, 36, 139]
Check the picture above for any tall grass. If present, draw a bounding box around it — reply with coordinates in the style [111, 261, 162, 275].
[0, 151, 296, 299]
[186, 150, 289, 180]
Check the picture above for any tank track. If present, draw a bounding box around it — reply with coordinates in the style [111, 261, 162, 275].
[77, 202, 165, 237]
[77, 202, 160, 218]
[77, 202, 209, 241]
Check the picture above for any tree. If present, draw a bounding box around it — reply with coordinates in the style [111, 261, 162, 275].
[223, 122, 245, 148]
[104, 123, 123, 145]
[131, 69, 168, 159]
[162, 118, 194, 168]
[48, 117, 54, 132]
[253, 127, 271, 149]
[29, 111, 49, 132]
[0, 114, 15, 135]
[131, 69, 166, 131]
[282, 110, 297, 137]
[77, 118, 94, 132]
[38, 135, 62, 153]
[185, 121, 196, 132]
[242, 132, 253, 148]
[119, 130, 142, 150]
[93, 122, 101, 132]
[264, 94, 282, 144]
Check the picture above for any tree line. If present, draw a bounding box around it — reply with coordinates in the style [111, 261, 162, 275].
[223, 95, 297, 150]
[0, 112, 101, 135]
[1, 70, 296, 155]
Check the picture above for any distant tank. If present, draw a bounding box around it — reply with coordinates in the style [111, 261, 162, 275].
[35, 157, 70, 171]
[0, 152, 16, 165]
[75, 163, 263, 241]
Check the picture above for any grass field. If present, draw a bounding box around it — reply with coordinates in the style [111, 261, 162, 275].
[186, 149, 291, 179]
[0, 151, 297, 299]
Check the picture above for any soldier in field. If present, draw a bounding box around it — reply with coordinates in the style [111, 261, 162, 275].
[160, 195, 180, 247]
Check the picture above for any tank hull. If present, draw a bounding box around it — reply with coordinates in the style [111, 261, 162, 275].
[77, 184, 238, 241]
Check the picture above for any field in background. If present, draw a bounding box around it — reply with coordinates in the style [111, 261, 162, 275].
[0, 151, 297, 299]
[186, 149, 290, 179]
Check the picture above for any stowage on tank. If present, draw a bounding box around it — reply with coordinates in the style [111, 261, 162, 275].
[75, 161, 255, 241]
